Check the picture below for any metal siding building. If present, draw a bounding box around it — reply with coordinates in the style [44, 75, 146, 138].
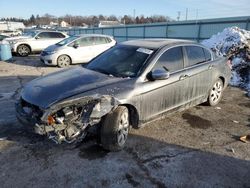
[59, 16, 250, 42]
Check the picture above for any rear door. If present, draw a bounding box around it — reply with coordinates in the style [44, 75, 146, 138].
[139, 46, 188, 120]
[183, 45, 213, 103]
[46, 32, 66, 46]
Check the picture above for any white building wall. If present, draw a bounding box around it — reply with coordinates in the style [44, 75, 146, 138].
[0, 21, 25, 31]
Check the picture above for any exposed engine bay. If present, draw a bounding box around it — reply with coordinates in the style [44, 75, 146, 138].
[18, 95, 118, 144]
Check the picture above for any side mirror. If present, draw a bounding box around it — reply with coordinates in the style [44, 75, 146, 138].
[73, 43, 80, 48]
[35, 36, 40, 39]
[149, 68, 170, 81]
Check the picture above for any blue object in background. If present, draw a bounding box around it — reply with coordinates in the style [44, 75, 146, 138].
[0, 43, 12, 61]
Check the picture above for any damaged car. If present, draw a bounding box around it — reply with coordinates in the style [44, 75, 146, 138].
[16, 39, 231, 151]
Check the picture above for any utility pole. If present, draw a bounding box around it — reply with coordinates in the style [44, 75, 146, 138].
[177, 11, 181, 21]
[195, 9, 199, 22]
[185, 8, 188, 21]
[133, 9, 136, 22]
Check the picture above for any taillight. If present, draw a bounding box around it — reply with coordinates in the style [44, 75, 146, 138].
[226, 59, 232, 70]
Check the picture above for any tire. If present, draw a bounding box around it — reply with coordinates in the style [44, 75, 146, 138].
[57, 55, 71, 68]
[207, 79, 224, 106]
[101, 106, 130, 151]
[17, 44, 31, 57]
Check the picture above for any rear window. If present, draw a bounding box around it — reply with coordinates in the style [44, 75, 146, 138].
[95, 37, 108, 45]
[185, 46, 208, 67]
[48, 32, 66, 38]
[204, 48, 212, 61]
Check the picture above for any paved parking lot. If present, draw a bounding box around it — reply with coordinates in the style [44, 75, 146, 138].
[0, 55, 250, 187]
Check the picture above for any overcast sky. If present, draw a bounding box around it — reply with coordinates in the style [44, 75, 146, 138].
[0, 0, 249, 20]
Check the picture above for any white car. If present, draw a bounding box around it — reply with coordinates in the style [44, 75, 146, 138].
[40, 34, 116, 67]
[0, 30, 22, 37]
[6, 30, 68, 56]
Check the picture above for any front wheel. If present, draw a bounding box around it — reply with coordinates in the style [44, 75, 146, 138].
[207, 79, 224, 106]
[100, 106, 130, 151]
[17, 44, 31, 57]
[57, 55, 71, 68]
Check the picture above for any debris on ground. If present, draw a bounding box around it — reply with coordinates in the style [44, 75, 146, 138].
[201, 27, 250, 96]
[240, 134, 250, 143]
[233, 120, 240, 124]
[226, 148, 235, 154]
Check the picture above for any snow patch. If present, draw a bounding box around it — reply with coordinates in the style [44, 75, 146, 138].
[201, 27, 250, 96]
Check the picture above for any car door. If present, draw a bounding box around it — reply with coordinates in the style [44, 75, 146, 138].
[68, 37, 95, 63]
[46, 32, 66, 46]
[138, 46, 188, 121]
[183, 45, 213, 104]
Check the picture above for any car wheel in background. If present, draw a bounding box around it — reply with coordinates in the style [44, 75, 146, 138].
[207, 79, 224, 106]
[17, 44, 31, 57]
[101, 106, 130, 151]
[57, 55, 71, 68]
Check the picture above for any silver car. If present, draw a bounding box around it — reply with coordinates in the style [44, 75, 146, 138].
[40, 34, 116, 67]
[16, 39, 231, 151]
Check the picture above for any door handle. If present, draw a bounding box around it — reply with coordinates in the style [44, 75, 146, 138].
[208, 65, 214, 70]
[179, 75, 188, 80]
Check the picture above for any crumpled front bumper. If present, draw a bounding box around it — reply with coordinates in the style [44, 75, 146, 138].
[15, 101, 46, 135]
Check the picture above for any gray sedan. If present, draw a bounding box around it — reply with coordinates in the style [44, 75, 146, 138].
[16, 39, 231, 151]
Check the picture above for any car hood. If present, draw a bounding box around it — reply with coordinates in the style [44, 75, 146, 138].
[6, 36, 31, 41]
[21, 67, 126, 109]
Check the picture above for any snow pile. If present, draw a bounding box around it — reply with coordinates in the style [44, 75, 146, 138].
[201, 27, 250, 96]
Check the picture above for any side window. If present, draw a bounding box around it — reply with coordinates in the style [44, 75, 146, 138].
[37, 32, 49, 39]
[106, 37, 112, 43]
[153, 47, 184, 72]
[185, 46, 206, 67]
[95, 37, 108, 45]
[48, 32, 65, 38]
[203, 48, 212, 61]
[72, 37, 95, 47]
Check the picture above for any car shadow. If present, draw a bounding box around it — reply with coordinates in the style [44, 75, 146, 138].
[9, 54, 89, 68]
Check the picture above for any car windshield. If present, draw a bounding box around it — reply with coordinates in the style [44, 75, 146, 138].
[86, 45, 154, 78]
[56, 36, 79, 46]
[23, 31, 37, 37]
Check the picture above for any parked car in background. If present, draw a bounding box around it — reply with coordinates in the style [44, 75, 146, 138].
[0, 30, 22, 37]
[16, 39, 231, 151]
[40, 34, 116, 67]
[5, 30, 68, 56]
[0, 34, 9, 41]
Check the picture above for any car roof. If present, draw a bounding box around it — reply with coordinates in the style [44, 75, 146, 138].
[76, 34, 113, 38]
[121, 39, 196, 49]
[33, 30, 65, 33]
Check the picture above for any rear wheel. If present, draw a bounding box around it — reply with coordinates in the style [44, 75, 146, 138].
[207, 79, 223, 106]
[101, 106, 130, 151]
[57, 55, 71, 68]
[17, 44, 31, 57]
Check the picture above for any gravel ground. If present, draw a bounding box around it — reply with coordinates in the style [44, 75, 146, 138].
[0, 55, 250, 188]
